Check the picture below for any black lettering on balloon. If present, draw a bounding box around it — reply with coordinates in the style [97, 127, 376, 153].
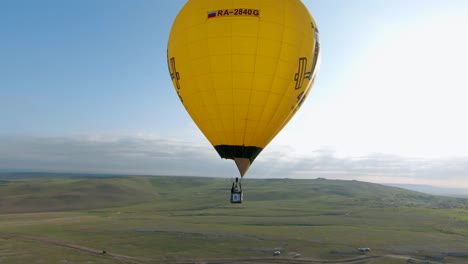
[294, 27, 320, 92]
[167, 53, 183, 103]
[177, 91, 184, 103]
[297, 91, 305, 107]
[214, 9, 259, 17]
[293, 30, 320, 109]
[294, 57, 313, 90]
[311, 28, 320, 80]
[168, 56, 181, 90]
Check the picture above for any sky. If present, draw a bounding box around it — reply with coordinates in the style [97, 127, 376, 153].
[1, 0, 468, 188]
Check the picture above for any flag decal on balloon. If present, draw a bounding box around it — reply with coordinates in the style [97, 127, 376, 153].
[207, 11, 216, 18]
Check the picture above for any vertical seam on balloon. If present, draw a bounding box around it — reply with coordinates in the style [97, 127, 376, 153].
[251, 0, 287, 148]
[267, 2, 312, 146]
[252, 1, 289, 148]
[230, 0, 236, 151]
[240, 0, 264, 149]
[207, 8, 228, 147]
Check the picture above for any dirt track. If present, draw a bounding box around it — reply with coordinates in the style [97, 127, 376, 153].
[1, 233, 410, 264]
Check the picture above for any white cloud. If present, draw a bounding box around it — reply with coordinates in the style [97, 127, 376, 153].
[1, 135, 468, 188]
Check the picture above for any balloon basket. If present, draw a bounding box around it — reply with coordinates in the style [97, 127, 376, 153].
[230, 191, 243, 204]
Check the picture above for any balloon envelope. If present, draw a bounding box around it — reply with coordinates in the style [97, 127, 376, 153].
[167, 0, 320, 176]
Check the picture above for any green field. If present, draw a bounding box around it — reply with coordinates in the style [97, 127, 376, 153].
[1, 173, 468, 263]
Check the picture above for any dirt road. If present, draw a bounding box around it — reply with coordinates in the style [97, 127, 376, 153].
[1, 233, 413, 264]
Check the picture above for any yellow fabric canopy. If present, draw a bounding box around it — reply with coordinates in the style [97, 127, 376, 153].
[168, 0, 320, 176]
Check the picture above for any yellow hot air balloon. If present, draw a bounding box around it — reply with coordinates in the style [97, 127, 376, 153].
[167, 0, 320, 178]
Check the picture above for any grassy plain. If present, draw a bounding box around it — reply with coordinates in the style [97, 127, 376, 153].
[1, 174, 468, 263]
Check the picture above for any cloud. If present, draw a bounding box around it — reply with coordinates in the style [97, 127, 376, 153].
[1, 135, 468, 188]
[252, 151, 468, 188]
[0, 135, 224, 176]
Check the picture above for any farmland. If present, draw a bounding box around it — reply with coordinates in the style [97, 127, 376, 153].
[1, 173, 468, 263]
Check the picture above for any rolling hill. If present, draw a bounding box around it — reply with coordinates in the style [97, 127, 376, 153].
[1, 173, 467, 213]
[1, 173, 468, 263]
[0, 175, 156, 213]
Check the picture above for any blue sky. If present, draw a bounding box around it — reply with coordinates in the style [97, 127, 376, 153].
[1, 0, 468, 188]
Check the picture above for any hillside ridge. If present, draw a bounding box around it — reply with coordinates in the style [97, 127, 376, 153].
[1, 173, 467, 213]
